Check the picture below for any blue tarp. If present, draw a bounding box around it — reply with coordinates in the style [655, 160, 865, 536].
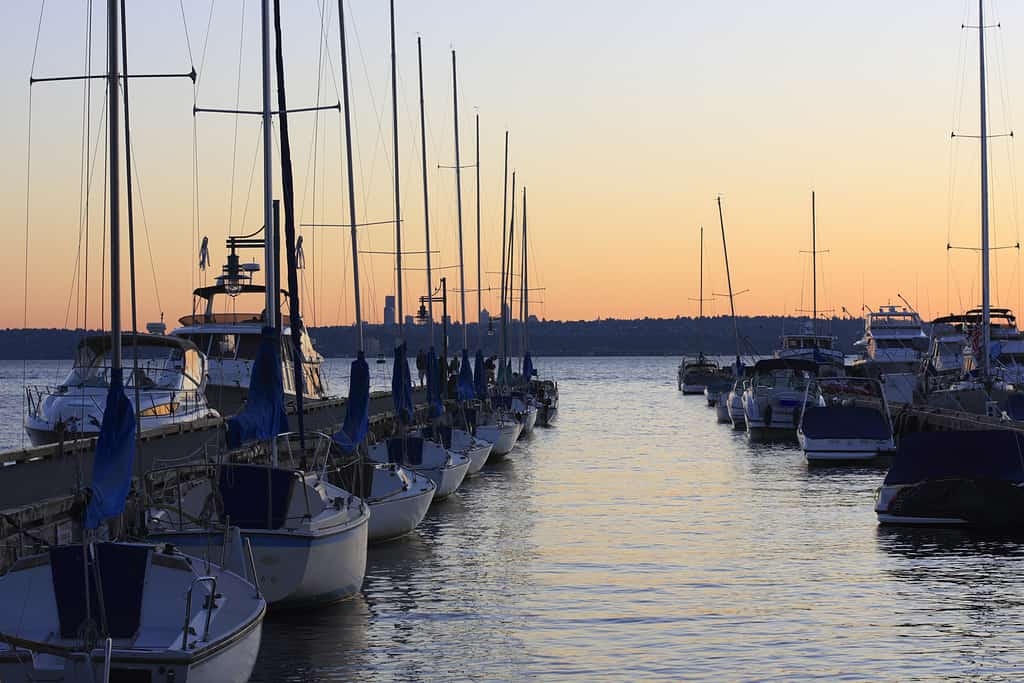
[391, 343, 414, 423]
[226, 327, 288, 449]
[427, 348, 444, 418]
[800, 406, 892, 440]
[523, 352, 535, 381]
[474, 350, 487, 399]
[85, 368, 137, 529]
[457, 349, 475, 401]
[883, 430, 1024, 486]
[333, 352, 370, 453]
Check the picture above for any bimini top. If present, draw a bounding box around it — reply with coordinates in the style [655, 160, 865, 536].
[883, 430, 1024, 486]
[752, 358, 819, 374]
[191, 283, 289, 300]
[77, 333, 201, 356]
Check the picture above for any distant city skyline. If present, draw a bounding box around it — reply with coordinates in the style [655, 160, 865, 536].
[2, 2, 1024, 330]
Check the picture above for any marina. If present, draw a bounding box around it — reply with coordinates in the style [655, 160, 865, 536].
[10, 0, 1024, 680]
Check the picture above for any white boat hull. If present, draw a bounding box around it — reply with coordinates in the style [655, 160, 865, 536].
[799, 434, 894, 463]
[477, 421, 521, 457]
[715, 399, 731, 424]
[367, 472, 436, 543]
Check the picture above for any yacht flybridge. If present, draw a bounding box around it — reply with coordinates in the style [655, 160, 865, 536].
[172, 239, 328, 417]
[850, 305, 928, 403]
[961, 308, 1024, 386]
[775, 324, 844, 368]
[25, 334, 219, 446]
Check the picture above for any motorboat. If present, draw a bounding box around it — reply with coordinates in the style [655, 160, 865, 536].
[368, 436, 470, 502]
[742, 359, 818, 441]
[726, 378, 747, 429]
[422, 424, 493, 476]
[875, 430, 1024, 526]
[678, 354, 720, 394]
[798, 377, 895, 464]
[0, 541, 266, 683]
[172, 240, 328, 417]
[24, 334, 219, 445]
[775, 324, 845, 369]
[849, 305, 928, 404]
[926, 314, 968, 377]
[146, 449, 370, 609]
[531, 378, 559, 426]
[961, 308, 1024, 387]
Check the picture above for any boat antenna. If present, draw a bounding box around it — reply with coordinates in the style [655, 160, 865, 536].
[897, 293, 916, 312]
[338, 0, 363, 352]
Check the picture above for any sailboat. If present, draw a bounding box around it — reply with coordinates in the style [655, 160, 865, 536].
[368, 10, 470, 501]
[328, 8, 435, 543]
[149, 0, 369, 606]
[0, 3, 265, 678]
[877, 0, 1024, 525]
[678, 226, 720, 393]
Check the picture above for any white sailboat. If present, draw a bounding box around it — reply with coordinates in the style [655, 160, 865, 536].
[0, 3, 265, 678]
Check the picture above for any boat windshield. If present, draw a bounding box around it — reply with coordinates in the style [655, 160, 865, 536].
[67, 347, 199, 390]
[754, 369, 812, 389]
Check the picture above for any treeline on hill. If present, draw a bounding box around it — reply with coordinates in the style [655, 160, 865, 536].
[0, 316, 867, 360]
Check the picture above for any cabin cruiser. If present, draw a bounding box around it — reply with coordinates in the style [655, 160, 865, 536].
[24, 334, 219, 446]
[849, 305, 928, 404]
[725, 376, 748, 429]
[742, 359, 818, 441]
[775, 323, 844, 368]
[798, 377, 895, 464]
[172, 245, 328, 416]
[147, 439, 370, 609]
[961, 308, 1024, 387]
[926, 314, 968, 378]
[368, 436, 471, 502]
[875, 430, 1024, 526]
[678, 354, 720, 394]
[0, 541, 266, 683]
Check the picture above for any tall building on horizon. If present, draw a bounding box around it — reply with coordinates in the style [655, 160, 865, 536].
[383, 296, 395, 328]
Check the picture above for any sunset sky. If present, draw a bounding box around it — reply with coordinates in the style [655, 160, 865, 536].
[2, 1, 1024, 330]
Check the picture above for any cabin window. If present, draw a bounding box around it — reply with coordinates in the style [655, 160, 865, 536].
[209, 334, 238, 359]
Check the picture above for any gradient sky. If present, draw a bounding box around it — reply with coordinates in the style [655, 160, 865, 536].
[2, 1, 1024, 331]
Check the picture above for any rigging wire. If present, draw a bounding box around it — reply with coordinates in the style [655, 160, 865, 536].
[226, 0, 247, 236]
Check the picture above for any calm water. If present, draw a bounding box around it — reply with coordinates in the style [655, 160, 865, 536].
[3, 357, 1024, 680]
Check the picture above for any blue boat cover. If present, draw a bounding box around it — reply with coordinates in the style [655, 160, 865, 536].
[385, 437, 424, 466]
[226, 327, 288, 449]
[51, 542, 149, 639]
[474, 350, 487, 399]
[391, 343, 414, 423]
[457, 349, 475, 401]
[422, 425, 454, 449]
[426, 348, 444, 418]
[523, 352, 535, 380]
[883, 430, 1024, 486]
[1004, 393, 1024, 421]
[218, 463, 294, 530]
[85, 368, 137, 529]
[801, 406, 891, 440]
[333, 352, 370, 453]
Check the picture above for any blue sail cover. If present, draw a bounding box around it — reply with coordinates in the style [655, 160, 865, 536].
[85, 369, 137, 529]
[391, 343, 414, 423]
[457, 349, 475, 401]
[426, 348, 444, 418]
[883, 430, 1024, 486]
[474, 350, 487, 399]
[227, 327, 288, 449]
[523, 352, 535, 380]
[333, 352, 370, 453]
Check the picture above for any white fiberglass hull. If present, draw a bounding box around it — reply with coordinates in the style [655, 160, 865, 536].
[368, 479, 436, 543]
[431, 454, 471, 501]
[799, 434, 894, 463]
[478, 421, 521, 457]
[519, 406, 538, 436]
[715, 399, 731, 424]
[463, 440, 493, 475]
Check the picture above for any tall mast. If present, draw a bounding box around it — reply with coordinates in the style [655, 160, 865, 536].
[260, 0, 275, 329]
[506, 172, 516, 365]
[452, 50, 467, 351]
[498, 132, 509, 375]
[417, 37, 433, 346]
[337, 0, 362, 351]
[522, 187, 529, 356]
[812, 190, 817, 334]
[979, 0, 991, 379]
[475, 113, 482, 347]
[718, 196, 741, 370]
[390, 0, 404, 340]
[107, 0, 122, 368]
[698, 225, 703, 354]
